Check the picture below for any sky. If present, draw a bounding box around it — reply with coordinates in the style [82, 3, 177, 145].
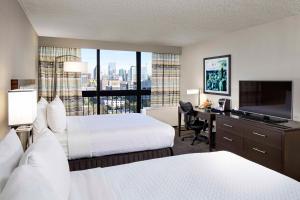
[80, 49, 152, 76]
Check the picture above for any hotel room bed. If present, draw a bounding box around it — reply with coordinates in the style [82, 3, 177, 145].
[54, 113, 175, 170]
[2, 131, 299, 200]
[69, 151, 300, 200]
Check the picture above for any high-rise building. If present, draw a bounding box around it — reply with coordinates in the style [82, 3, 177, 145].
[108, 62, 116, 80]
[119, 69, 126, 81]
[141, 66, 148, 81]
[93, 65, 97, 80]
[128, 66, 136, 83]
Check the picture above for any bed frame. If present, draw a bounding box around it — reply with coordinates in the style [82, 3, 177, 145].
[68, 147, 174, 171]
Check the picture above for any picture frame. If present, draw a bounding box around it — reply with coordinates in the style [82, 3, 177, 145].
[203, 55, 231, 96]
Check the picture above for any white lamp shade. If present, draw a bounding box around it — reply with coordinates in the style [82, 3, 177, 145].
[64, 61, 88, 73]
[8, 90, 37, 126]
[186, 89, 199, 95]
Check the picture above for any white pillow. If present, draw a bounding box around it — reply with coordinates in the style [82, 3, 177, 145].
[19, 129, 70, 200]
[47, 96, 67, 133]
[33, 97, 48, 140]
[0, 129, 23, 192]
[0, 165, 63, 200]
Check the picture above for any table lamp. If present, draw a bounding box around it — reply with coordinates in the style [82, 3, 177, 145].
[8, 89, 37, 148]
[8, 89, 37, 127]
[186, 89, 200, 107]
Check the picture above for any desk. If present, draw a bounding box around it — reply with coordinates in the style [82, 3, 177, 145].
[178, 107, 216, 152]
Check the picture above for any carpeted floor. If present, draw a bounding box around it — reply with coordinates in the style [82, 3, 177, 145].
[172, 127, 210, 155]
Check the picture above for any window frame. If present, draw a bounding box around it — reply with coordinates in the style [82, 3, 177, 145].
[82, 50, 151, 114]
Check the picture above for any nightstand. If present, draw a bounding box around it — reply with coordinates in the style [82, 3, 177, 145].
[16, 125, 33, 150]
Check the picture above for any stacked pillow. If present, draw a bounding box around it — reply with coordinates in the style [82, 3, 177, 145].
[33, 96, 67, 138]
[0, 129, 23, 192]
[47, 96, 67, 133]
[33, 97, 48, 141]
[0, 129, 70, 200]
[0, 165, 63, 200]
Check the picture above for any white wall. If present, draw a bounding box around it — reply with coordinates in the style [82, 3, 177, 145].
[181, 14, 300, 121]
[0, 0, 38, 138]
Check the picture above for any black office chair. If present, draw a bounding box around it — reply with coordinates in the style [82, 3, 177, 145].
[179, 101, 208, 145]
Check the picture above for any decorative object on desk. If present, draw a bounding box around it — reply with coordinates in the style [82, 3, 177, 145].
[203, 55, 231, 96]
[214, 98, 231, 112]
[8, 89, 37, 149]
[201, 99, 213, 109]
[186, 89, 200, 107]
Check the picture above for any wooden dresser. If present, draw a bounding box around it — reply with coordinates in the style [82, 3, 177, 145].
[216, 114, 300, 181]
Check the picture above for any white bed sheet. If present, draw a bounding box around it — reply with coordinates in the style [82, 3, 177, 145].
[70, 151, 300, 200]
[62, 113, 175, 159]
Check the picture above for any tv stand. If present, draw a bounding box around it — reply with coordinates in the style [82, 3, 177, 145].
[216, 113, 300, 181]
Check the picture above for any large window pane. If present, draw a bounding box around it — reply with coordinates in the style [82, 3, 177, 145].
[81, 49, 97, 115]
[141, 52, 152, 90]
[81, 49, 97, 91]
[100, 50, 136, 90]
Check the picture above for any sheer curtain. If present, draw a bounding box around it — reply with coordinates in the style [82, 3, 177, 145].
[151, 53, 180, 107]
[39, 46, 83, 116]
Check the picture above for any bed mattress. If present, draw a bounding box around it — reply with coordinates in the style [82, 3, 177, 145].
[70, 151, 300, 200]
[55, 113, 175, 159]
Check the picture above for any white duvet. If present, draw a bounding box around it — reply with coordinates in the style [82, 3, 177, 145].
[61, 113, 175, 159]
[69, 151, 300, 200]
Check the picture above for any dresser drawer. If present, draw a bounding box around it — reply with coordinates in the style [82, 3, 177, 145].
[244, 139, 282, 172]
[216, 129, 243, 155]
[216, 116, 244, 136]
[243, 125, 282, 148]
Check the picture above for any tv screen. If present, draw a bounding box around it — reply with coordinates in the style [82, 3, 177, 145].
[239, 81, 292, 119]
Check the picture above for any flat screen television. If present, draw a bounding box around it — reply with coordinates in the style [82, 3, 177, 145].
[239, 81, 292, 119]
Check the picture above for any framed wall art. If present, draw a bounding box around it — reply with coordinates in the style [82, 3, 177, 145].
[203, 55, 231, 96]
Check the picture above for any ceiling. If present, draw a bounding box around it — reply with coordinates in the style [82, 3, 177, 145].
[19, 0, 300, 47]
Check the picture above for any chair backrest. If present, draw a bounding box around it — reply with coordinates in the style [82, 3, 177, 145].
[179, 101, 195, 129]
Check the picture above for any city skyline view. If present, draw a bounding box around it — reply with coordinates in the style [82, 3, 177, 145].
[80, 49, 152, 91]
[81, 49, 152, 80]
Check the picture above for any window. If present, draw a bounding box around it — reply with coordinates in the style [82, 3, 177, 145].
[80, 49, 97, 115]
[100, 50, 136, 90]
[141, 52, 152, 108]
[141, 52, 152, 90]
[81, 49, 97, 91]
[81, 50, 151, 115]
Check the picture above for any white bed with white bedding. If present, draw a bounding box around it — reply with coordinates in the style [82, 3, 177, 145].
[57, 113, 175, 159]
[2, 132, 299, 200]
[69, 151, 300, 200]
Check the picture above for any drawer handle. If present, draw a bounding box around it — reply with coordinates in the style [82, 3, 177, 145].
[252, 132, 267, 138]
[223, 137, 233, 142]
[223, 124, 233, 128]
[252, 147, 267, 154]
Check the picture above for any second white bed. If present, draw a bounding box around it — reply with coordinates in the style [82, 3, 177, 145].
[55, 113, 175, 159]
[69, 151, 300, 200]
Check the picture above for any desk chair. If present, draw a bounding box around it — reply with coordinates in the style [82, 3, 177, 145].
[179, 101, 208, 145]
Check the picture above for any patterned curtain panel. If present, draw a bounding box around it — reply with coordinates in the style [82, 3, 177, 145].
[151, 53, 180, 107]
[39, 46, 83, 116]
